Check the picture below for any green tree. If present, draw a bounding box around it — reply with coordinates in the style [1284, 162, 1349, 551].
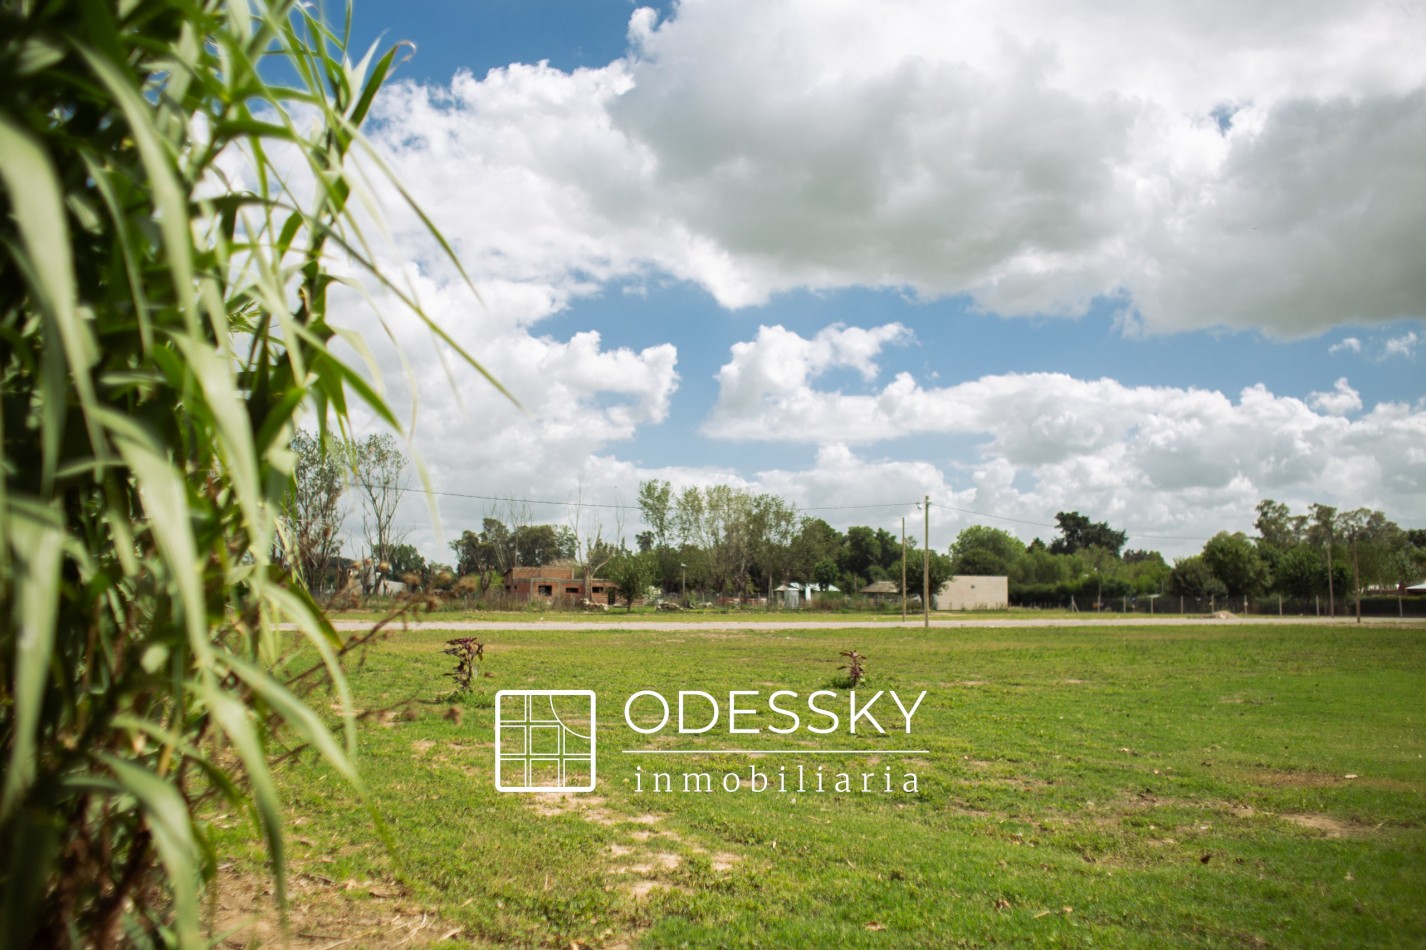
[1307, 503, 1344, 613]
[671, 484, 792, 597]
[1168, 555, 1229, 600]
[1273, 544, 1325, 600]
[514, 523, 578, 566]
[449, 519, 574, 593]
[1049, 511, 1128, 557]
[1254, 498, 1306, 551]
[0, 2, 490, 941]
[842, 526, 885, 582]
[1338, 509, 1405, 589]
[1075, 546, 1127, 604]
[450, 517, 512, 594]
[386, 543, 428, 581]
[637, 479, 674, 549]
[1012, 545, 1072, 585]
[1201, 531, 1270, 598]
[873, 528, 900, 569]
[894, 547, 954, 605]
[1122, 549, 1171, 596]
[948, 525, 1024, 576]
[606, 550, 655, 611]
[790, 517, 843, 579]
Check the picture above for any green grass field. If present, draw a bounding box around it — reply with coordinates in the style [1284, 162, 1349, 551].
[211, 622, 1426, 948]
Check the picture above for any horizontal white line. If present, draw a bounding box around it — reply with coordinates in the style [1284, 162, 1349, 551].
[621, 749, 930, 755]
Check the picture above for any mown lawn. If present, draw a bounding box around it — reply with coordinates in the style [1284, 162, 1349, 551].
[210, 622, 1426, 948]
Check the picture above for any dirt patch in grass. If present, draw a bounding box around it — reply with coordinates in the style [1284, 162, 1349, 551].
[1251, 769, 1350, 789]
[626, 879, 684, 900]
[709, 852, 740, 872]
[1282, 814, 1377, 838]
[1092, 798, 1383, 842]
[209, 865, 459, 948]
[526, 792, 628, 826]
[622, 852, 682, 874]
[525, 792, 739, 910]
[1246, 769, 1413, 791]
[943, 799, 994, 818]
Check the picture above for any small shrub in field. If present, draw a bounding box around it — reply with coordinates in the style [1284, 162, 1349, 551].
[444, 637, 488, 694]
[839, 650, 868, 688]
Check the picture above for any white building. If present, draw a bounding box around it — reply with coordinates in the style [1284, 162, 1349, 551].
[935, 575, 1008, 611]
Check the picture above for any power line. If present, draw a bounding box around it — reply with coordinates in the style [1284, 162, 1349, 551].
[800, 502, 922, 512]
[388, 485, 925, 514]
[927, 501, 1058, 530]
[389, 486, 639, 510]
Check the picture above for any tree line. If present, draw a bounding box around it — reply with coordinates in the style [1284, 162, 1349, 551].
[286, 440, 1426, 610]
[950, 501, 1425, 612]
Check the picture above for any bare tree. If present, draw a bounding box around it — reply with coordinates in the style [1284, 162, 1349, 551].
[281, 429, 347, 597]
[350, 432, 408, 593]
[567, 473, 623, 598]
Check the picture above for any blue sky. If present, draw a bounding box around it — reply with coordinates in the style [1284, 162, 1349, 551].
[348, 0, 673, 81]
[324, 0, 1426, 563]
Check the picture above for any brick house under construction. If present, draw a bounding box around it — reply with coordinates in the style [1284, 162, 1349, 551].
[503, 565, 616, 605]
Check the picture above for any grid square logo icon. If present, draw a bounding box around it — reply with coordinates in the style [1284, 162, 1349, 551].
[495, 690, 596, 793]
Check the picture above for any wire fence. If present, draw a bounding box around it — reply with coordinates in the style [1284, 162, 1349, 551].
[1012, 594, 1426, 618]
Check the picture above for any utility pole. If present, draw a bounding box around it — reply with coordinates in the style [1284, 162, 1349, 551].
[923, 494, 930, 628]
[901, 517, 907, 621]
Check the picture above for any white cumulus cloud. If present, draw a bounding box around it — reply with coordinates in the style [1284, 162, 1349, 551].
[351, 0, 1426, 336]
[1383, 331, 1420, 359]
[1308, 378, 1363, 416]
[700, 323, 1426, 550]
